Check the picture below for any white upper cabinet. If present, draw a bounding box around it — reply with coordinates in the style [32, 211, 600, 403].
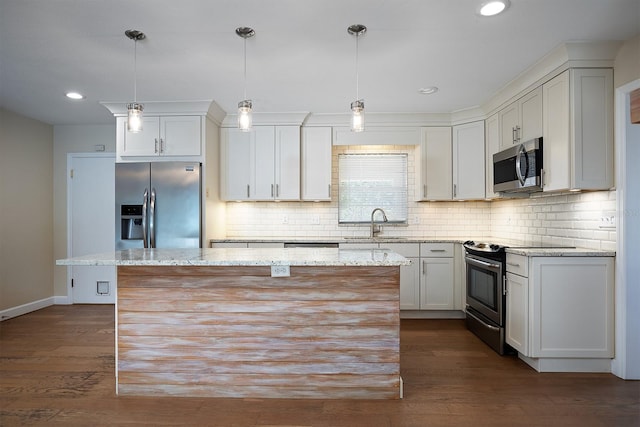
[220, 126, 300, 201]
[484, 113, 500, 199]
[452, 121, 485, 200]
[499, 86, 543, 149]
[542, 68, 614, 192]
[273, 126, 301, 200]
[220, 128, 252, 200]
[117, 115, 202, 158]
[416, 127, 452, 201]
[301, 127, 332, 201]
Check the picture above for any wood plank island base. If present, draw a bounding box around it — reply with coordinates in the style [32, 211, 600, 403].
[57, 247, 410, 400]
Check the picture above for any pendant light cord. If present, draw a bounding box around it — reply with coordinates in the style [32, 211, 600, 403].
[355, 33, 359, 101]
[243, 36, 247, 100]
[133, 38, 138, 103]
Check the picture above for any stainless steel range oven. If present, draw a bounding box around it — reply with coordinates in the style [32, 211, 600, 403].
[463, 241, 513, 355]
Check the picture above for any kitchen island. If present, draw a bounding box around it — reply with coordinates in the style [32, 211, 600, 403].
[57, 247, 409, 399]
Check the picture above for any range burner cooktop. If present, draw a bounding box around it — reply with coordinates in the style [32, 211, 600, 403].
[463, 240, 506, 253]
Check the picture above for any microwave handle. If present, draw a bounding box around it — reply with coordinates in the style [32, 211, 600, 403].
[514, 144, 528, 186]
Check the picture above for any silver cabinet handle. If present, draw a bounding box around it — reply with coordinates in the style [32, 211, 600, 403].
[328, 184, 331, 198]
[512, 127, 517, 144]
[423, 184, 426, 198]
[430, 249, 446, 252]
[422, 260, 426, 274]
[142, 188, 149, 248]
[154, 138, 159, 154]
[149, 188, 156, 248]
[271, 184, 274, 197]
[276, 184, 279, 198]
[160, 138, 165, 153]
[453, 183, 457, 198]
[507, 262, 520, 267]
[247, 185, 250, 198]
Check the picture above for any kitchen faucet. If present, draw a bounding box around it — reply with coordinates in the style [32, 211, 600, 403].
[370, 208, 388, 238]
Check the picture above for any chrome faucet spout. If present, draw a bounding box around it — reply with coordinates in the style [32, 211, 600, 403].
[370, 208, 388, 238]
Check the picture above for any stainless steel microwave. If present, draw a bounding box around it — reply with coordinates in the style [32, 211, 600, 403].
[493, 137, 543, 193]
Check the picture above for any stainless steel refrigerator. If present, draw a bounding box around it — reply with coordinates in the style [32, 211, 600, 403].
[115, 162, 201, 249]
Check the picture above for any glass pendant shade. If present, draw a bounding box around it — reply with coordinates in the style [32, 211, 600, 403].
[238, 100, 252, 132]
[351, 100, 365, 132]
[127, 102, 144, 133]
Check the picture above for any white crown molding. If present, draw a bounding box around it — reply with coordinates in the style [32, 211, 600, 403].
[100, 100, 226, 124]
[221, 112, 310, 127]
[482, 41, 621, 116]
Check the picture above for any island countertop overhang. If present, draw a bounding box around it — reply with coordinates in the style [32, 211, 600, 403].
[56, 247, 411, 267]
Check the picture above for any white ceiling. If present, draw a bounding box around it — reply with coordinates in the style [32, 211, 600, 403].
[0, 0, 638, 126]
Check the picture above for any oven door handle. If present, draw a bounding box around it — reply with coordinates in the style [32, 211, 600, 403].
[466, 309, 500, 332]
[465, 256, 501, 270]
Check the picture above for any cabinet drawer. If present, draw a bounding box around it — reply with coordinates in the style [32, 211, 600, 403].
[420, 243, 453, 257]
[379, 243, 419, 257]
[506, 253, 528, 276]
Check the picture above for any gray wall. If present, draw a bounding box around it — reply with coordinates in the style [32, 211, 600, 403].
[0, 108, 53, 312]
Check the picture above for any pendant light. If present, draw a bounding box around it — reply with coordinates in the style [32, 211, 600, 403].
[125, 29, 146, 133]
[348, 24, 367, 132]
[236, 27, 255, 132]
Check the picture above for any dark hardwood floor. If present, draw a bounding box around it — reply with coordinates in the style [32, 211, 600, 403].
[1, 305, 638, 426]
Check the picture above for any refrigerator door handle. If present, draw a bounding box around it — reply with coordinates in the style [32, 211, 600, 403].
[149, 188, 156, 248]
[142, 188, 149, 248]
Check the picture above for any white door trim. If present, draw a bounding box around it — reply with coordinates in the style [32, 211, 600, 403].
[66, 152, 116, 302]
[613, 78, 640, 379]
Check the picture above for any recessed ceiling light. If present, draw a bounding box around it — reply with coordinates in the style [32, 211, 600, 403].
[65, 92, 85, 100]
[419, 87, 439, 95]
[478, 0, 510, 16]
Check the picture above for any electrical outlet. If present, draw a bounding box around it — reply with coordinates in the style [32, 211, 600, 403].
[311, 214, 320, 225]
[599, 211, 616, 229]
[271, 265, 290, 277]
[282, 215, 289, 224]
[413, 215, 420, 225]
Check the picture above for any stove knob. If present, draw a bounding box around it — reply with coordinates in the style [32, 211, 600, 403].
[490, 244, 500, 251]
[464, 240, 475, 246]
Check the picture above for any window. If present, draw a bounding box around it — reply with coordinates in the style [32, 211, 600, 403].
[338, 153, 408, 223]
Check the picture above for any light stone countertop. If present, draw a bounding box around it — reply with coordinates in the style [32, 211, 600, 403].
[505, 247, 615, 257]
[211, 237, 615, 257]
[56, 247, 411, 267]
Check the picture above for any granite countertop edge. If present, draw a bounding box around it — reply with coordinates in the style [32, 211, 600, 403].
[211, 238, 615, 257]
[505, 248, 615, 257]
[56, 248, 412, 267]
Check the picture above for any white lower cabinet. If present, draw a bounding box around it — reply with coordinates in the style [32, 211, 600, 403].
[505, 270, 529, 355]
[505, 254, 615, 372]
[341, 242, 456, 312]
[390, 243, 455, 311]
[420, 257, 454, 310]
[384, 243, 420, 310]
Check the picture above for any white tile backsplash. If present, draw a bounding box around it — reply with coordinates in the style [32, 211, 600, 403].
[224, 145, 616, 249]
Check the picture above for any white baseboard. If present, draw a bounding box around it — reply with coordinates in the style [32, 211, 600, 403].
[54, 295, 72, 305]
[0, 297, 56, 321]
